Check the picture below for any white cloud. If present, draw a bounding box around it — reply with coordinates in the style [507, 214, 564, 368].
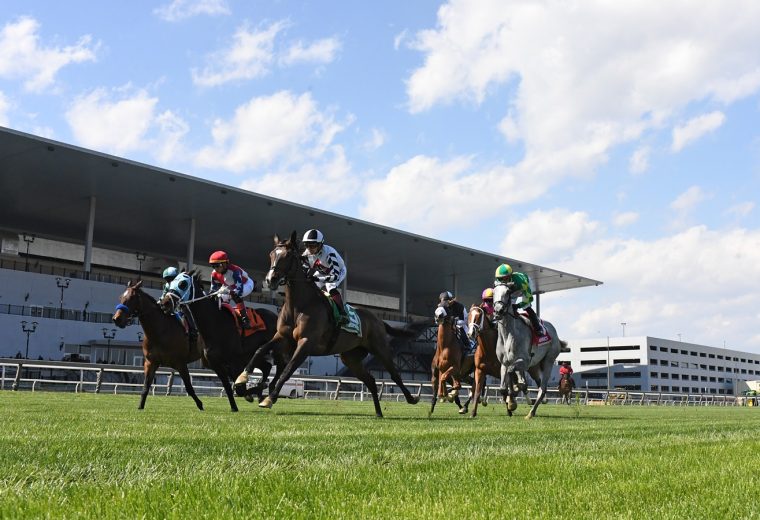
[195, 90, 349, 173]
[725, 201, 755, 219]
[363, 128, 385, 151]
[154, 0, 229, 21]
[543, 225, 760, 351]
[0, 91, 10, 126]
[280, 37, 341, 66]
[191, 21, 287, 87]
[393, 29, 409, 51]
[405, 1, 760, 203]
[65, 86, 187, 161]
[613, 211, 639, 228]
[670, 186, 707, 213]
[499, 209, 602, 264]
[671, 111, 725, 152]
[629, 146, 650, 175]
[0, 17, 97, 92]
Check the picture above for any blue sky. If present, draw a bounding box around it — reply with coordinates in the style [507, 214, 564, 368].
[2, 1, 760, 352]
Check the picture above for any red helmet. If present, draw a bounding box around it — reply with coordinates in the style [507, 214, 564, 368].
[209, 251, 229, 264]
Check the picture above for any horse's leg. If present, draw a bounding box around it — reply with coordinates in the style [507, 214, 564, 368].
[340, 349, 383, 418]
[236, 335, 289, 390]
[205, 348, 238, 412]
[526, 365, 547, 419]
[471, 365, 483, 418]
[368, 340, 419, 405]
[429, 366, 439, 416]
[139, 359, 157, 410]
[259, 338, 310, 409]
[176, 364, 203, 411]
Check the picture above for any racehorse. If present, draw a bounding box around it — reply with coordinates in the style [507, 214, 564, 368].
[466, 304, 503, 418]
[236, 231, 420, 417]
[112, 281, 204, 411]
[429, 301, 474, 416]
[160, 271, 281, 412]
[558, 373, 575, 405]
[492, 283, 567, 419]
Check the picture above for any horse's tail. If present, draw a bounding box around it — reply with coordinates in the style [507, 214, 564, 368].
[383, 319, 431, 339]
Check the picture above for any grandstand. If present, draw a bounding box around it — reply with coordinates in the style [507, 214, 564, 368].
[0, 126, 601, 378]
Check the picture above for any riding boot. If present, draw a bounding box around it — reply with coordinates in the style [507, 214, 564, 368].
[526, 307, 544, 336]
[330, 289, 349, 324]
[236, 303, 252, 329]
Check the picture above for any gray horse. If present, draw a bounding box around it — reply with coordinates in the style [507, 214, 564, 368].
[492, 283, 567, 419]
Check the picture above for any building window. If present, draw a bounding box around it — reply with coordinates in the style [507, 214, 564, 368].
[661, 386, 670, 392]
[650, 359, 658, 365]
[709, 366, 716, 371]
[691, 375, 698, 381]
[672, 386, 680, 392]
[613, 371, 641, 378]
[700, 364, 707, 370]
[717, 355, 723, 360]
[680, 350, 688, 355]
[614, 358, 641, 364]
[651, 372, 658, 378]
[690, 351, 697, 356]
[700, 376, 707, 381]
[660, 360, 668, 366]
[708, 354, 715, 359]
[670, 361, 679, 367]
[661, 373, 669, 379]
[649, 346, 657, 351]
[709, 377, 716, 382]
[651, 385, 659, 391]
[700, 353, 706, 357]
[580, 345, 641, 352]
[659, 347, 668, 352]
[718, 377, 724, 383]
[580, 359, 606, 366]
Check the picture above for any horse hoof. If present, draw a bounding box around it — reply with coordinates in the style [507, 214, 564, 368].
[233, 383, 247, 397]
[408, 396, 419, 405]
[458, 408, 467, 415]
[234, 371, 249, 386]
[259, 397, 273, 408]
[524, 414, 533, 420]
[243, 393, 254, 403]
[481, 400, 488, 407]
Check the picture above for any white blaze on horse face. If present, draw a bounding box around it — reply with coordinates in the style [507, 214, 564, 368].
[467, 307, 482, 339]
[266, 246, 286, 286]
[434, 306, 447, 322]
[493, 284, 509, 314]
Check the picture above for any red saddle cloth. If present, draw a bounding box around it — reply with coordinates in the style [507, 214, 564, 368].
[517, 310, 552, 347]
[221, 304, 266, 336]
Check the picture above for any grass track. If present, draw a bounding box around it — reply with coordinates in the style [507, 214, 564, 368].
[1, 392, 759, 519]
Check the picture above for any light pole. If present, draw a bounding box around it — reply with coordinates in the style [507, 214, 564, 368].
[135, 252, 146, 280]
[102, 328, 116, 363]
[56, 277, 70, 318]
[607, 335, 611, 390]
[21, 233, 35, 272]
[620, 322, 627, 337]
[21, 321, 38, 358]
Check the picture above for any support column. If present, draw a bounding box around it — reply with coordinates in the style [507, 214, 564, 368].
[452, 274, 458, 297]
[187, 218, 196, 269]
[535, 291, 541, 317]
[400, 262, 407, 319]
[83, 196, 96, 278]
[341, 250, 348, 299]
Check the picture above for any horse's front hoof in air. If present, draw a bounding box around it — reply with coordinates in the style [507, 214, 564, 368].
[258, 396, 273, 408]
[234, 371, 249, 386]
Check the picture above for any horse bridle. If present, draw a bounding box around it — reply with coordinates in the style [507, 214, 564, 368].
[468, 305, 486, 336]
[115, 286, 142, 321]
[268, 242, 310, 287]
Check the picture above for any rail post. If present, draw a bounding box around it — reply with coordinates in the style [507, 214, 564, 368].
[333, 379, 341, 400]
[166, 370, 175, 396]
[1, 365, 6, 390]
[12, 363, 23, 391]
[378, 381, 385, 400]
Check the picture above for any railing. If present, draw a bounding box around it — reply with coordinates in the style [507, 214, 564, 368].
[1, 359, 752, 407]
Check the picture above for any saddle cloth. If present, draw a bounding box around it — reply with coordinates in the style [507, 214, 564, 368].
[220, 304, 267, 336]
[323, 292, 362, 337]
[171, 312, 191, 334]
[517, 310, 552, 347]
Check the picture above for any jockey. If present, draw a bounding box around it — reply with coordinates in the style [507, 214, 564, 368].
[559, 361, 574, 377]
[208, 251, 255, 329]
[434, 291, 473, 353]
[301, 229, 348, 324]
[481, 287, 495, 318]
[161, 266, 198, 351]
[494, 263, 545, 336]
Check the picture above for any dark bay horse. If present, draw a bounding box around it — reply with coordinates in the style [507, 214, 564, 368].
[236, 231, 419, 417]
[558, 374, 575, 405]
[429, 303, 474, 416]
[160, 271, 281, 412]
[466, 304, 503, 418]
[492, 283, 567, 419]
[112, 281, 204, 411]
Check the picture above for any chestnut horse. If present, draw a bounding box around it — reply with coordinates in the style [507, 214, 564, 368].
[236, 231, 419, 417]
[558, 373, 575, 404]
[112, 281, 204, 411]
[466, 304, 503, 418]
[429, 302, 474, 416]
[160, 271, 281, 412]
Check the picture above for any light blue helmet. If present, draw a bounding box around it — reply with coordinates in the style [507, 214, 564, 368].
[162, 266, 179, 281]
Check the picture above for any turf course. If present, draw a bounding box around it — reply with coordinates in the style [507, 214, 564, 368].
[1, 392, 758, 519]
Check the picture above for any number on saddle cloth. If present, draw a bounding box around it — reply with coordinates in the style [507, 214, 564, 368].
[322, 292, 362, 336]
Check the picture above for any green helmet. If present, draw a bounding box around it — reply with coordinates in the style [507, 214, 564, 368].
[495, 263, 512, 279]
[162, 266, 179, 281]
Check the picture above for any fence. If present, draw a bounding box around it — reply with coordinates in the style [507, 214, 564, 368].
[0, 358, 753, 407]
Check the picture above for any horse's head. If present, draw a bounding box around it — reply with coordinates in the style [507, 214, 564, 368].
[265, 230, 301, 289]
[113, 280, 143, 328]
[467, 304, 486, 341]
[159, 271, 197, 315]
[433, 300, 457, 326]
[492, 283, 513, 320]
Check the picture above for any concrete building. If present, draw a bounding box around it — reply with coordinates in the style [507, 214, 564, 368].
[556, 336, 760, 395]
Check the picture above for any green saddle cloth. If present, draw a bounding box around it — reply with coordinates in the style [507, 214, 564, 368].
[324, 293, 362, 336]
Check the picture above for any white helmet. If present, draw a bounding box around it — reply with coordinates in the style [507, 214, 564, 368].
[302, 229, 324, 246]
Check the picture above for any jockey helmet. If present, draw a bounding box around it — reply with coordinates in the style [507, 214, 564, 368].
[481, 288, 494, 300]
[302, 229, 324, 247]
[209, 251, 229, 264]
[439, 291, 453, 302]
[162, 266, 178, 281]
[495, 263, 513, 280]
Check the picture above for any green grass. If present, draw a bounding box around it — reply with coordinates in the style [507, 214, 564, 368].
[1, 392, 759, 519]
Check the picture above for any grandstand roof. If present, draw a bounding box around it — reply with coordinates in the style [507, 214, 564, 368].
[0, 126, 601, 315]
